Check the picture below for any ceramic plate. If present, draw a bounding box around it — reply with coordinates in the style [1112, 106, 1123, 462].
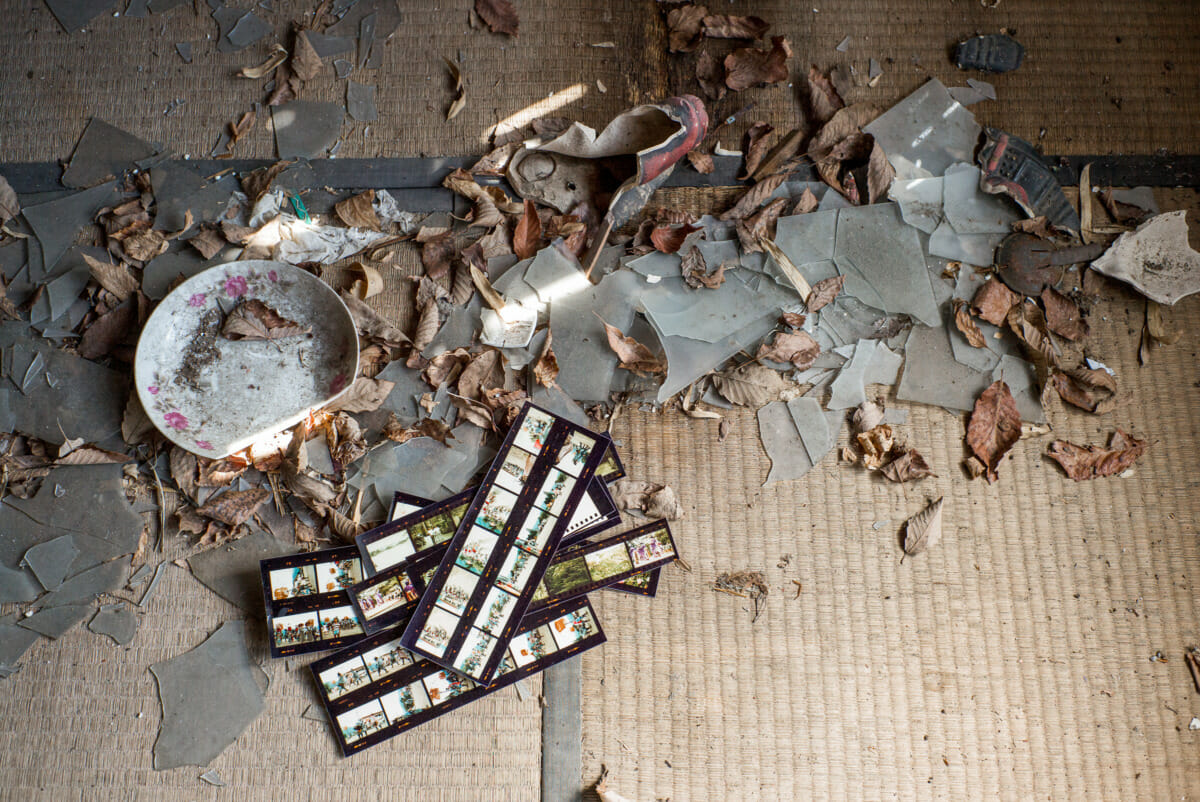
[135, 261, 359, 458]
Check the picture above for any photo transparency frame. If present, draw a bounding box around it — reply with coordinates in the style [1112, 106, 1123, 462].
[399, 404, 611, 684]
[260, 546, 368, 657]
[311, 596, 605, 756]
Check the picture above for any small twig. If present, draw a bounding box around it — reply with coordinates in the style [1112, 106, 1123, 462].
[148, 461, 167, 552]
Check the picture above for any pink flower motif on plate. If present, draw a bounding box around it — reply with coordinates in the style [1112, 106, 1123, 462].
[195, 440, 212, 451]
[164, 411, 189, 431]
[147, 385, 159, 395]
[188, 293, 207, 307]
[224, 275, 249, 298]
[268, 270, 278, 282]
[329, 372, 349, 394]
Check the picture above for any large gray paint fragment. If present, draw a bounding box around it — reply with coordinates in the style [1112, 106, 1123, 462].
[22, 536, 79, 591]
[186, 532, 293, 615]
[88, 604, 139, 646]
[62, 119, 159, 189]
[833, 204, 941, 326]
[40, 558, 127, 608]
[21, 182, 119, 278]
[149, 621, 267, 770]
[863, 78, 981, 181]
[272, 102, 344, 160]
[551, 269, 641, 402]
[18, 604, 91, 639]
[896, 324, 993, 413]
[0, 614, 41, 669]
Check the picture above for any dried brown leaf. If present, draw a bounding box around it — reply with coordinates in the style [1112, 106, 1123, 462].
[122, 391, 156, 445]
[781, 311, 807, 329]
[327, 377, 394, 413]
[719, 172, 787, 221]
[78, 298, 135, 359]
[221, 298, 311, 341]
[188, 225, 225, 260]
[650, 222, 700, 254]
[291, 29, 322, 81]
[169, 447, 198, 501]
[666, 4, 707, 53]
[238, 43, 288, 79]
[457, 349, 504, 401]
[695, 50, 726, 101]
[680, 247, 725, 289]
[807, 67, 844, 125]
[735, 197, 787, 252]
[196, 457, 245, 488]
[1006, 300, 1058, 367]
[966, 380, 1021, 483]
[856, 424, 895, 470]
[750, 127, 804, 182]
[534, 330, 559, 388]
[449, 261, 475, 305]
[122, 229, 168, 262]
[610, 479, 683, 520]
[411, 299, 440, 354]
[702, 14, 769, 39]
[1040, 287, 1088, 341]
[1145, 300, 1181, 344]
[741, 122, 774, 180]
[475, 0, 519, 36]
[241, 160, 293, 201]
[55, 444, 132, 466]
[335, 190, 381, 231]
[724, 36, 791, 91]
[972, 277, 1021, 326]
[382, 415, 456, 446]
[1051, 367, 1118, 414]
[712, 363, 786, 407]
[596, 314, 665, 377]
[791, 188, 819, 215]
[756, 329, 819, 369]
[953, 299, 988, 348]
[0, 175, 18, 225]
[851, 400, 885, 434]
[196, 487, 271, 527]
[1047, 429, 1146, 481]
[471, 142, 523, 176]
[513, 199, 542, 260]
[686, 151, 714, 174]
[903, 497, 944, 556]
[867, 140, 894, 204]
[806, 275, 845, 313]
[80, 252, 138, 302]
[881, 449, 935, 483]
[340, 291, 411, 347]
[421, 232, 456, 280]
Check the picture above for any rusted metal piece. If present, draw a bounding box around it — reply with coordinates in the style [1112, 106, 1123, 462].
[995, 233, 1105, 295]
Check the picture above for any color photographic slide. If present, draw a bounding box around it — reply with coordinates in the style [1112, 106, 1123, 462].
[261, 546, 370, 657]
[356, 489, 473, 574]
[528, 520, 678, 613]
[389, 491, 436, 521]
[310, 596, 606, 756]
[347, 563, 423, 634]
[400, 403, 610, 685]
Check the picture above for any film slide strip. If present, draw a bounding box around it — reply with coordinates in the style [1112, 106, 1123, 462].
[261, 546, 370, 658]
[311, 596, 605, 756]
[362, 476, 619, 577]
[400, 404, 611, 683]
[345, 560, 426, 635]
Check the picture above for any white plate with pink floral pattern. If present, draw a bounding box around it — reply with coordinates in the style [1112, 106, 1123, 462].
[135, 261, 359, 458]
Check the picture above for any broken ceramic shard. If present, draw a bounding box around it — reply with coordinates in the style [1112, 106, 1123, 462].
[186, 531, 294, 614]
[134, 262, 359, 457]
[1090, 211, 1200, 305]
[864, 79, 980, 180]
[150, 621, 267, 770]
[272, 101, 345, 160]
[21, 536, 79, 591]
[88, 603, 138, 646]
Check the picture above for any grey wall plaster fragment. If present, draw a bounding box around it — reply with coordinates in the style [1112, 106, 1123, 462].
[128, 563, 156, 587]
[776, 209, 837, 265]
[149, 621, 267, 770]
[356, 12, 378, 69]
[927, 222, 1005, 267]
[151, 163, 238, 231]
[523, 246, 590, 306]
[139, 562, 169, 607]
[334, 59, 353, 79]
[896, 324, 993, 413]
[346, 81, 378, 122]
[1108, 187, 1158, 215]
[18, 604, 91, 639]
[0, 615, 40, 666]
[966, 78, 997, 101]
[22, 536, 79, 591]
[863, 78, 981, 181]
[0, 240, 26, 281]
[89, 603, 138, 645]
[187, 532, 293, 615]
[833, 204, 941, 326]
[126, 0, 150, 17]
[62, 119, 159, 189]
[550, 269, 641, 402]
[866, 343, 904, 386]
[22, 182, 119, 278]
[948, 314, 1004, 373]
[272, 101, 345, 160]
[41, 558, 127, 608]
[785, 396, 832, 465]
[817, 190, 851, 212]
[423, 296, 482, 358]
[175, 42, 193, 63]
[827, 340, 877, 410]
[306, 31, 355, 59]
[45, 267, 91, 321]
[759, 400, 810, 485]
[44, 0, 115, 32]
[626, 251, 680, 279]
[942, 163, 1021, 234]
[149, 0, 187, 10]
[225, 11, 271, 50]
[499, 326, 547, 371]
[528, 384, 590, 428]
[0, 565, 42, 604]
[889, 176, 944, 234]
[947, 86, 989, 107]
[305, 436, 336, 476]
[199, 769, 227, 787]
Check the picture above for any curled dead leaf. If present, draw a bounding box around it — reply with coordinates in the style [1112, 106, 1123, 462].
[610, 479, 683, 520]
[903, 497, 944, 556]
[719, 172, 787, 221]
[711, 363, 786, 407]
[695, 50, 726, 101]
[382, 414, 456, 446]
[806, 275, 845, 313]
[702, 14, 769, 39]
[666, 4, 707, 53]
[756, 329, 820, 369]
[724, 35, 791, 91]
[513, 199, 542, 260]
[533, 330, 559, 388]
[972, 277, 1021, 326]
[867, 141, 894, 204]
[1051, 367, 1117, 414]
[965, 380, 1021, 483]
[881, 449, 935, 483]
[650, 222, 701, 254]
[340, 291, 410, 347]
[80, 252, 138, 302]
[1040, 287, 1088, 341]
[1047, 429, 1146, 481]
[291, 29, 321, 81]
[328, 377, 394, 413]
[805, 65, 844, 126]
[953, 298, 988, 348]
[740, 122, 774, 180]
[475, 0, 518, 36]
[680, 247, 726, 289]
[335, 190, 381, 231]
[411, 299, 440, 354]
[221, 298, 312, 341]
[856, 424, 895, 470]
[851, 400, 885, 434]
[421, 232, 456, 279]
[238, 43, 288, 79]
[0, 175, 18, 226]
[188, 226, 226, 260]
[686, 150, 714, 174]
[596, 314, 665, 377]
[196, 487, 271, 527]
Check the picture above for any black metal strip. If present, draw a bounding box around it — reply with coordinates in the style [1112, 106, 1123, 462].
[4, 154, 1199, 196]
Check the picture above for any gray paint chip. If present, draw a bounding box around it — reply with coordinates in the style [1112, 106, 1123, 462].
[272, 101, 345, 159]
[88, 603, 138, 645]
[22, 536, 79, 591]
[346, 81, 378, 122]
[18, 604, 91, 639]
